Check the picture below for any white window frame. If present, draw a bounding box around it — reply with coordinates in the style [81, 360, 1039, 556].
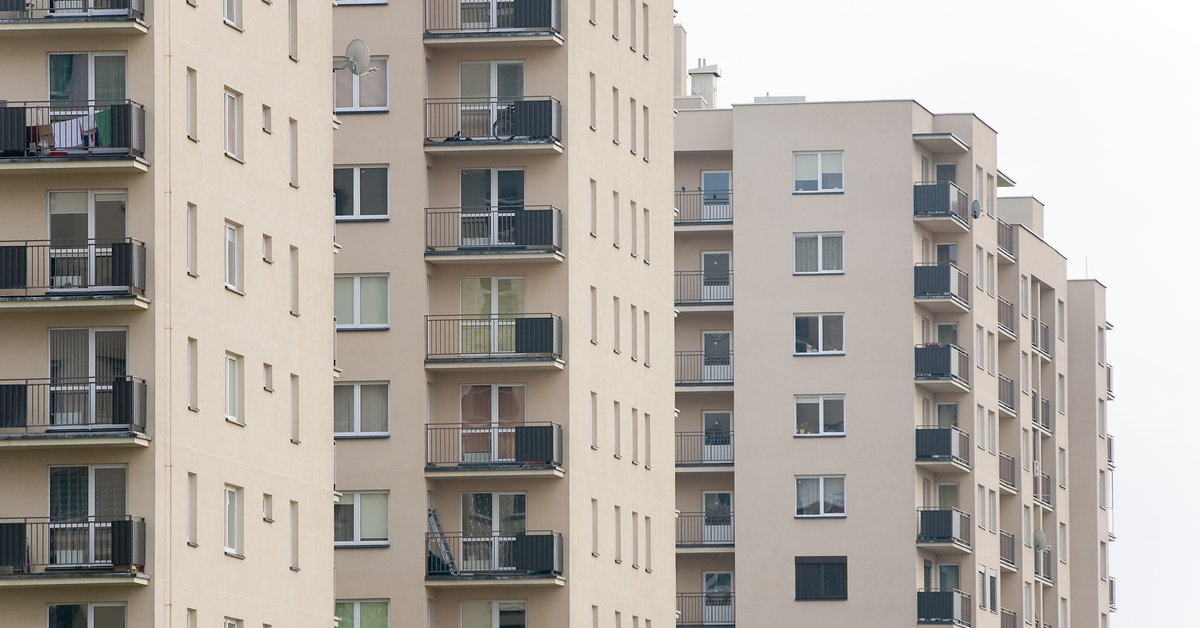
[223, 484, 243, 555]
[461, 601, 525, 628]
[792, 150, 844, 193]
[223, 0, 241, 28]
[186, 203, 198, 276]
[49, 602, 127, 628]
[334, 56, 389, 112]
[224, 221, 242, 292]
[334, 165, 390, 220]
[186, 67, 198, 140]
[793, 394, 845, 436]
[335, 274, 389, 330]
[224, 352, 243, 424]
[224, 618, 243, 628]
[335, 491, 389, 546]
[224, 88, 243, 160]
[334, 382, 390, 437]
[794, 475, 846, 517]
[334, 600, 390, 628]
[793, 313, 845, 355]
[793, 232, 844, 274]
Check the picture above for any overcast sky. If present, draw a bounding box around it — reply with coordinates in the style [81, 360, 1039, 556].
[674, 0, 1198, 623]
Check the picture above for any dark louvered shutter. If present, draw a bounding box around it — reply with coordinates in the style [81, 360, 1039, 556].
[796, 556, 847, 601]
[823, 561, 848, 600]
[989, 572, 998, 612]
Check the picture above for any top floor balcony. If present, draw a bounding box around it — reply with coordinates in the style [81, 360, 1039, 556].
[424, 0, 562, 47]
[913, 181, 969, 233]
[0, 238, 148, 311]
[0, 0, 147, 35]
[0, 100, 147, 174]
[424, 97, 562, 155]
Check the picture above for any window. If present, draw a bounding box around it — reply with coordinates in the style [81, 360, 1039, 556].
[643, 412, 651, 467]
[590, 286, 598, 343]
[590, 498, 599, 555]
[989, 570, 998, 613]
[642, 105, 650, 160]
[794, 313, 844, 354]
[986, 253, 995, 295]
[288, 118, 299, 187]
[612, 296, 621, 352]
[975, 326, 984, 369]
[643, 311, 651, 365]
[224, 221, 242, 291]
[794, 233, 844, 273]
[186, 203, 198, 276]
[975, 405, 984, 450]
[589, 72, 597, 129]
[186, 472, 198, 545]
[613, 505, 622, 562]
[289, 246, 300, 315]
[334, 382, 389, 436]
[628, 0, 636, 48]
[976, 484, 985, 529]
[258, 235, 272, 265]
[1098, 399, 1107, 437]
[975, 247, 983, 289]
[224, 484, 243, 555]
[1057, 300, 1066, 338]
[225, 619, 243, 628]
[290, 500, 300, 569]
[630, 406, 639, 461]
[794, 395, 845, 435]
[1058, 523, 1067, 563]
[642, 208, 651, 262]
[613, 400, 622, 457]
[987, 174, 995, 216]
[1058, 374, 1066, 411]
[187, 337, 198, 410]
[262, 493, 274, 522]
[263, 363, 274, 391]
[289, 373, 300, 442]
[988, 489, 997, 531]
[794, 556, 848, 600]
[629, 98, 637, 151]
[224, 88, 243, 159]
[631, 510, 639, 567]
[793, 151, 843, 192]
[225, 352, 243, 423]
[1020, 351, 1029, 392]
[335, 275, 389, 329]
[795, 476, 845, 516]
[1023, 506, 1032, 546]
[629, 201, 638, 255]
[334, 56, 388, 111]
[590, 392, 599, 448]
[612, 87, 620, 143]
[49, 52, 126, 103]
[186, 68, 198, 140]
[641, 3, 650, 56]
[462, 601, 524, 628]
[589, 179, 598, 235]
[261, 104, 272, 133]
[49, 605, 127, 628]
[1099, 470, 1110, 509]
[287, 0, 298, 60]
[334, 600, 388, 628]
[975, 166, 983, 209]
[223, 0, 241, 28]
[978, 566, 986, 610]
[334, 491, 389, 546]
[1023, 582, 1032, 619]
[187, 609, 197, 628]
[629, 305, 638, 359]
[612, 190, 620, 246]
[987, 332, 995, 374]
[589, 0, 596, 22]
[611, 0, 619, 38]
[334, 166, 388, 219]
[987, 410, 996, 453]
[643, 515, 652, 570]
[1019, 275, 1029, 315]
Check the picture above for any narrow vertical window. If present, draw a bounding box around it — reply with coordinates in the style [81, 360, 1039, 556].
[1057, 300, 1066, 338]
[261, 234, 273, 263]
[187, 609, 197, 628]
[641, 4, 650, 56]
[643, 413, 651, 467]
[643, 311, 650, 365]
[612, 296, 621, 351]
[589, 179, 598, 235]
[262, 493, 273, 522]
[223, 0, 241, 28]
[187, 337, 199, 410]
[974, 246, 984, 289]
[186, 203, 198, 276]
[631, 511, 639, 566]
[643, 515, 652, 570]
[630, 305, 638, 359]
[224, 221, 243, 291]
[186, 472, 198, 545]
[628, 0, 636, 49]
[287, 0, 298, 60]
[224, 88, 243, 160]
[642, 105, 650, 160]
[225, 352, 243, 423]
[262, 363, 273, 391]
[987, 174, 995, 216]
[590, 499, 599, 555]
[613, 401, 621, 457]
[289, 500, 300, 569]
[612, 191, 620, 247]
[289, 246, 300, 315]
[630, 407, 639, 462]
[590, 286, 598, 343]
[630, 201, 638, 255]
[613, 506, 622, 562]
[629, 98, 637, 152]
[642, 208, 651, 261]
[288, 118, 299, 187]
[611, 0, 619, 38]
[589, 72, 597, 129]
[224, 484, 242, 555]
[289, 374, 300, 443]
[589, 0, 596, 23]
[590, 391, 599, 448]
[986, 253, 995, 295]
[186, 68, 198, 140]
[612, 87, 620, 143]
[261, 104, 272, 133]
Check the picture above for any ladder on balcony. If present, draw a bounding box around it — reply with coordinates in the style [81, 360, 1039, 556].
[427, 509, 458, 575]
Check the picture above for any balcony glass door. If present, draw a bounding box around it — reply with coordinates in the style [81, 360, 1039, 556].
[459, 61, 524, 139]
[48, 465, 126, 566]
[461, 492, 525, 572]
[48, 328, 127, 428]
[702, 492, 732, 544]
[460, 277, 524, 355]
[702, 572, 733, 624]
[701, 411, 731, 463]
[48, 191, 127, 291]
[699, 171, 731, 221]
[459, 384, 525, 463]
[700, 251, 731, 302]
[459, 168, 524, 247]
[701, 331, 731, 383]
[460, 0, 516, 29]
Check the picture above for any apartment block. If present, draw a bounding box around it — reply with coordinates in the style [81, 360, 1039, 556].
[331, 1, 676, 627]
[669, 34, 1117, 628]
[0, 2, 335, 627]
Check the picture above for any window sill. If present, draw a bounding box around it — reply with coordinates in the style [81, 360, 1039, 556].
[793, 352, 845, 357]
[793, 271, 844, 276]
[612, 139, 620, 146]
[334, 433, 391, 440]
[187, 406, 199, 413]
[224, 285, 245, 296]
[643, 54, 650, 61]
[262, 257, 274, 264]
[590, 125, 597, 132]
[613, 349, 621, 355]
[187, 135, 198, 143]
[794, 514, 847, 519]
[613, 243, 620, 249]
[187, 541, 198, 548]
[336, 216, 390, 223]
[614, 558, 622, 564]
[224, 152, 245, 164]
[290, 438, 301, 445]
[290, 566, 301, 572]
[262, 128, 272, 134]
[613, 454, 622, 460]
[589, 18, 596, 25]
[264, 386, 274, 392]
[591, 339, 599, 345]
[793, 433, 845, 439]
[792, 190, 844, 195]
[336, 325, 390, 332]
[225, 417, 246, 427]
[335, 542, 390, 549]
[289, 182, 300, 189]
[263, 517, 274, 524]
[644, 259, 651, 265]
[290, 310, 300, 318]
[334, 108, 390, 115]
[592, 551, 600, 557]
[629, 46, 637, 53]
[590, 445, 600, 450]
[289, 55, 299, 63]
[643, 157, 650, 163]
[187, 271, 198, 278]
[589, 231, 598, 238]
[225, 551, 246, 560]
[223, 20, 244, 32]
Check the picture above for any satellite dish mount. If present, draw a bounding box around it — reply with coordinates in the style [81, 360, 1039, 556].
[334, 39, 377, 76]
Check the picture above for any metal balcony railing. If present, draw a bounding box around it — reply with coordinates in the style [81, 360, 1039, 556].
[915, 425, 970, 468]
[677, 592, 734, 627]
[914, 344, 970, 387]
[0, 100, 145, 159]
[998, 374, 1017, 415]
[0, 515, 145, 575]
[675, 431, 733, 466]
[0, 238, 145, 298]
[1108, 576, 1117, 609]
[425, 0, 560, 35]
[424, 97, 561, 145]
[424, 421, 562, 470]
[675, 189, 733, 225]
[675, 271, 732, 305]
[997, 296, 1016, 336]
[425, 529, 562, 579]
[913, 181, 969, 226]
[1107, 435, 1115, 468]
[1034, 548, 1054, 583]
[0, 0, 145, 21]
[676, 512, 733, 547]
[1031, 394, 1053, 433]
[0, 376, 146, 435]
[1106, 363, 1114, 398]
[999, 530, 1017, 568]
[914, 263, 969, 307]
[425, 206, 561, 253]
[997, 219, 1017, 259]
[1000, 608, 1017, 628]
[917, 589, 972, 626]
[916, 508, 971, 548]
[999, 452, 1018, 491]
[1031, 318, 1053, 357]
[675, 351, 733, 386]
[425, 314, 562, 361]
[1034, 473, 1054, 508]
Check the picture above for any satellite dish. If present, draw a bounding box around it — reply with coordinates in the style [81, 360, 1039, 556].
[334, 39, 378, 76]
[1032, 529, 1047, 552]
[691, 85, 703, 96]
[971, 199, 982, 219]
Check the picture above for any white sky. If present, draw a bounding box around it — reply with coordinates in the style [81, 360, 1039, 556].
[674, 0, 1199, 623]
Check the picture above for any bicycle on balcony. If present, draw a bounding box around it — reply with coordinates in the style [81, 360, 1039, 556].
[492, 102, 517, 142]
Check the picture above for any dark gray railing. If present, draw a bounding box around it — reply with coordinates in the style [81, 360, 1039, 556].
[997, 220, 1016, 258]
[917, 508, 971, 548]
[424, 421, 562, 470]
[1032, 394, 1053, 433]
[677, 592, 734, 627]
[425, 0, 559, 35]
[1106, 363, 1114, 398]
[0, 376, 146, 435]
[675, 270, 732, 305]
[425, 313, 562, 361]
[425, 206, 561, 253]
[999, 530, 1017, 568]
[1031, 318, 1053, 357]
[0, 238, 145, 298]
[1034, 473, 1054, 508]
[913, 181, 969, 226]
[675, 189, 732, 225]
[999, 452, 1018, 491]
[1034, 548, 1054, 583]
[997, 297, 1016, 336]
[425, 530, 562, 578]
[914, 263, 969, 307]
[914, 344, 969, 387]
[0, 0, 144, 21]
[0, 515, 145, 574]
[917, 589, 972, 626]
[425, 96, 561, 144]
[675, 351, 733, 386]
[1001, 608, 1017, 628]
[915, 425, 970, 468]
[0, 100, 145, 159]
[998, 374, 1016, 414]
[676, 512, 733, 546]
[675, 431, 733, 466]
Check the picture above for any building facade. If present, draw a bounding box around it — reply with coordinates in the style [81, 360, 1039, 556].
[0, 1, 336, 627]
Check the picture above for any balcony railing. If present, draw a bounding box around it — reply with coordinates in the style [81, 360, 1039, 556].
[914, 344, 970, 387]
[0, 238, 145, 299]
[1108, 576, 1117, 609]
[425, 97, 561, 145]
[1032, 394, 1053, 433]
[676, 512, 733, 547]
[914, 263, 969, 308]
[916, 508, 971, 549]
[0, 515, 145, 575]
[1034, 473, 1054, 508]
[425, 529, 562, 579]
[425, 206, 561, 254]
[425, 0, 560, 36]
[913, 181, 969, 227]
[0, 376, 146, 435]
[675, 189, 733, 225]
[1031, 318, 1052, 357]
[0, 0, 145, 22]
[915, 425, 970, 468]
[998, 452, 1018, 491]
[675, 431, 733, 466]
[1107, 434, 1115, 468]
[917, 589, 972, 626]
[425, 314, 562, 362]
[999, 530, 1017, 568]
[0, 100, 145, 160]
[675, 271, 733, 305]
[1000, 608, 1017, 628]
[997, 220, 1017, 259]
[677, 592, 734, 627]
[997, 297, 1016, 337]
[1106, 363, 1114, 398]
[998, 374, 1016, 415]
[676, 351, 733, 386]
[424, 422, 562, 471]
[1034, 548, 1054, 583]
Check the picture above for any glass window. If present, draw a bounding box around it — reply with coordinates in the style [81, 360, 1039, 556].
[223, 0, 241, 27]
[794, 233, 843, 273]
[224, 89, 242, 159]
[335, 275, 389, 329]
[224, 484, 242, 554]
[334, 166, 389, 219]
[793, 151, 844, 192]
[49, 53, 126, 103]
[794, 395, 845, 435]
[335, 600, 389, 628]
[224, 222, 242, 290]
[334, 56, 388, 111]
[225, 352, 242, 422]
[462, 601, 525, 628]
[795, 476, 846, 516]
[794, 314, 844, 354]
[334, 491, 389, 545]
[334, 383, 389, 436]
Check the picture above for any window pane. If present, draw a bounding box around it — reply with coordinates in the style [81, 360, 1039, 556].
[333, 168, 354, 216]
[335, 277, 355, 324]
[360, 602, 389, 628]
[822, 235, 843, 271]
[48, 604, 86, 628]
[793, 154, 818, 191]
[498, 602, 525, 628]
[795, 316, 816, 353]
[225, 357, 238, 417]
[823, 477, 845, 514]
[334, 66, 354, 109]
[359, 168, 388, 216]
[358, 277, 388, 325]
[823, 398, 845, 433]
[333, 496, 353, 542]
[225, 488, 238, 548]
[94, 55, 127, 101]
[461, 602, 491, 628]
[93, 605, 126, 628]
[821, 315, 844, 352]
[794, 235, 817, 273]
[796, 478, 819, 515]
[794, 399, 818, 435]
[49, 54, 88, 103]
[333, 603, 354, 628]
[821, 152, 843, 190]
[359, 59, 388, 108]
[359, 493, 388, 541]
[359, 384, 389, 433]
[333, 385, 353, 433]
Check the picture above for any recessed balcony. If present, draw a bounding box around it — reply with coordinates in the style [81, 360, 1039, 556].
[917, 589, 972, 626]
[674, 189, 732, 229]
[675, 431, 733, 468]
[424, 421, 563, 478]
[676, 512, 733, 551]
[675, 270, 732, 309]
[913, 182, 969, 233]
[1031, 318, 1053, 360]
[998, 374, 1016, 417]
[999, 529, 1017, 572]
[1106, 363, 1115, 400]
[0, 0, 148, 35]
[675, 351, 732, 390]
[997, 219, 1017, 262]
[998, 452, 1018, 494]
[0, 239, 147, 311]
[1108, 576, 1117, 610]
[424, 0, 562, 47]
[424, 314, 563, 370]
[0, 515, 147, 587]
[1033, 472, 1054, 509]
[0, 100, 148, 174]
[997, 297, 1017, 340]
[424, 97, 562, 154]
[914, 344, 970, 393]
[1032, 394, 1053, 434]
[914, 263, 969, 312]
[916, 508, 972, 554]
[424, 206, 562, 264]
[914, 425, 971, 473]
[424, 529, 563, 586]
[1034, 548, 1054, 584]
[0, 376, 147, 448]
[677, 592, 734, 628]
[1107, 434, 1115, 469]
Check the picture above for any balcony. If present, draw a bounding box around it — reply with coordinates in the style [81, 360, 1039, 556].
[1106, 363, 1115, 399]
[676, 351, 732, 389]
[1108, 576, 1117, 610]
[913, 182, 969, 233]
[1032, 394, 1053, 434]
[675, 431, 733, 468]
[1031, 318, 1053, 360]
[424, 206, 562, 264]
[424, 422, 563, 478]
[1033, 548, 1054, 584]
[424, 314, 563, 370]
[916, 508, 971, 554]
[675, 271, 732, 308]
[0, 100, 147, 174]
[997, 297, 1016, 340]
[997, 219, 1017, 262]
[0, 515, 147, 587]
[998, 452, 1018, 494]
[0, 0, 147, 35]
[917, 589, 971, 626]
[914, 263, 969, 312]
[998, 374, 1016, 418]
[675, 189, 732, 228]
[914, 344, 970, 393]
[424, 0, 561, 46]
[914, 426, 970, 473]
[424, 530, 563, 586]
[1001, 609, 1017, 628]
[999, 530, 1017, 571]
[1107, 434, 1115, 469]
[677, 592, 734, 628]
[676, 512, 733, 550]
[424, 97, 562, 154]
[1033, 473, 1054, 509]
[0, 376, 147, 448]
[0, 239, 147, 311]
